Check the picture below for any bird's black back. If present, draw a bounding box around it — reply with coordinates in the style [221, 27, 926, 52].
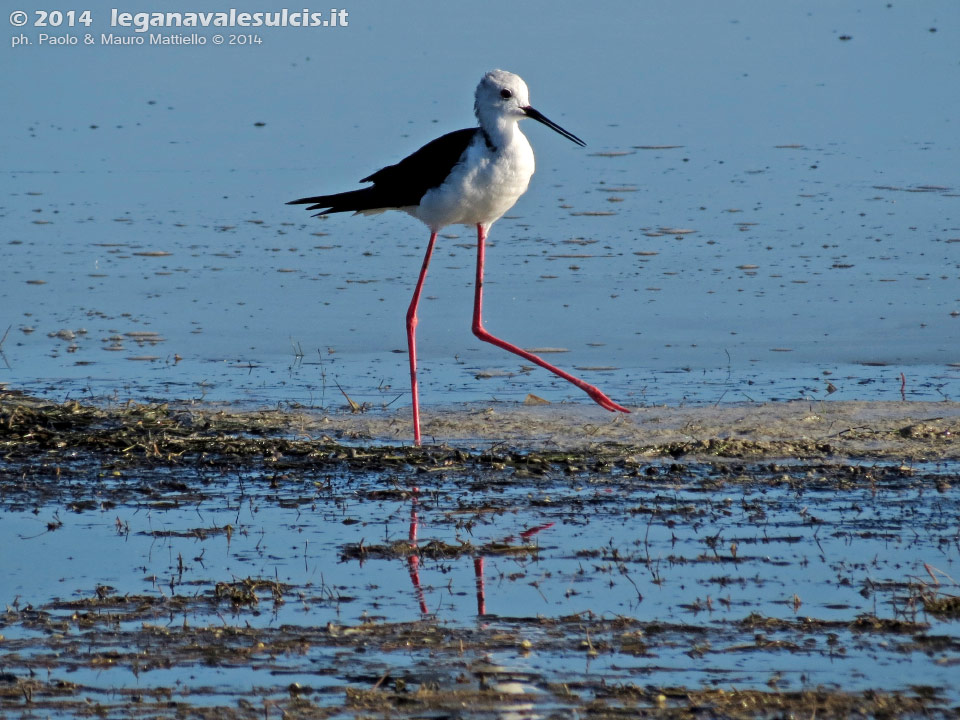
[288, 128, 480, 215]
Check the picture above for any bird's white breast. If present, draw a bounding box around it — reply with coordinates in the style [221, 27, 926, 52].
[414, 131, 535, 231]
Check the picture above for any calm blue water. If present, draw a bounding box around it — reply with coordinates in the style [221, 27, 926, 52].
[3, 459, 959, 705]
[2, 1, 958, 410]
[2, 7, 960, 708]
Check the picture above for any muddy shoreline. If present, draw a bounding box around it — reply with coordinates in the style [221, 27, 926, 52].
[3, 388, 959, 462]
[318, 397, 960, 461]
[2, 388, 958, 718]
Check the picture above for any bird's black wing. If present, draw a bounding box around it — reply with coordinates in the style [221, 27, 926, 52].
[288, 128, 479, 216]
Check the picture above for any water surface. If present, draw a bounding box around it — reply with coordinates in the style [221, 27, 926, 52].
[2, 1, 957, 409]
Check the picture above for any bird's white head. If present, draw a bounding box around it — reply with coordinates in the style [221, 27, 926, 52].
[474, 69, 585, 147]
[474, 69, 531, 124]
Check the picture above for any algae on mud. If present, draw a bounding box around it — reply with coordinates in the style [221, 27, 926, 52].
[2, 387, 959, 463]
[1, 388, 959, 719]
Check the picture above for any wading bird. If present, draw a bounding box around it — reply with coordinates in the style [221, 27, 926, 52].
[289, 70, 629, 444]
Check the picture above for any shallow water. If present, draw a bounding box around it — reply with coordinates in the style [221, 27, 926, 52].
[2, 1, 958, 411]
[1, 394, 958, 715]
[3, 451, 959, 711]
[2, 3, 959, 716]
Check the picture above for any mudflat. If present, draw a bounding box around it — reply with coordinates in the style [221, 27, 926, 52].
[2, 389, 958, 718]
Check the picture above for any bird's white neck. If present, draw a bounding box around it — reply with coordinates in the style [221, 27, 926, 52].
[479, 113, 522, 152]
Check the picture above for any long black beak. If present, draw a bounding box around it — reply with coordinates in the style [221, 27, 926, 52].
[522, 106, 586, 147]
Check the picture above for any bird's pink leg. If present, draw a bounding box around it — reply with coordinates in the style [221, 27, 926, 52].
[407, 231, 438, 446]
[471, 224, 630, 414]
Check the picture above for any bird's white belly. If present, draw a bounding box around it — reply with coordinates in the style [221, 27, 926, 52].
[415, 138, 535, 230]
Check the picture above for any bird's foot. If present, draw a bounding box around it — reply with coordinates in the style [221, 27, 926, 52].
[584, 385, 631, 413]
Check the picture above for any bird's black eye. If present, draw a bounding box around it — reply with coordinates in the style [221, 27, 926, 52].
[500, 89, 512, 99]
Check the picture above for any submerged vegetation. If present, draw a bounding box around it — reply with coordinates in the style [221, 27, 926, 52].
[1, 388, 958, 718]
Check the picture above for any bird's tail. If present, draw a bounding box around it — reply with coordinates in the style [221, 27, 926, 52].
[287, 188, 384, 216]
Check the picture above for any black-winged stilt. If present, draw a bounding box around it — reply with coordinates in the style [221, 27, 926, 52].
[289, 69, 630, 445]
